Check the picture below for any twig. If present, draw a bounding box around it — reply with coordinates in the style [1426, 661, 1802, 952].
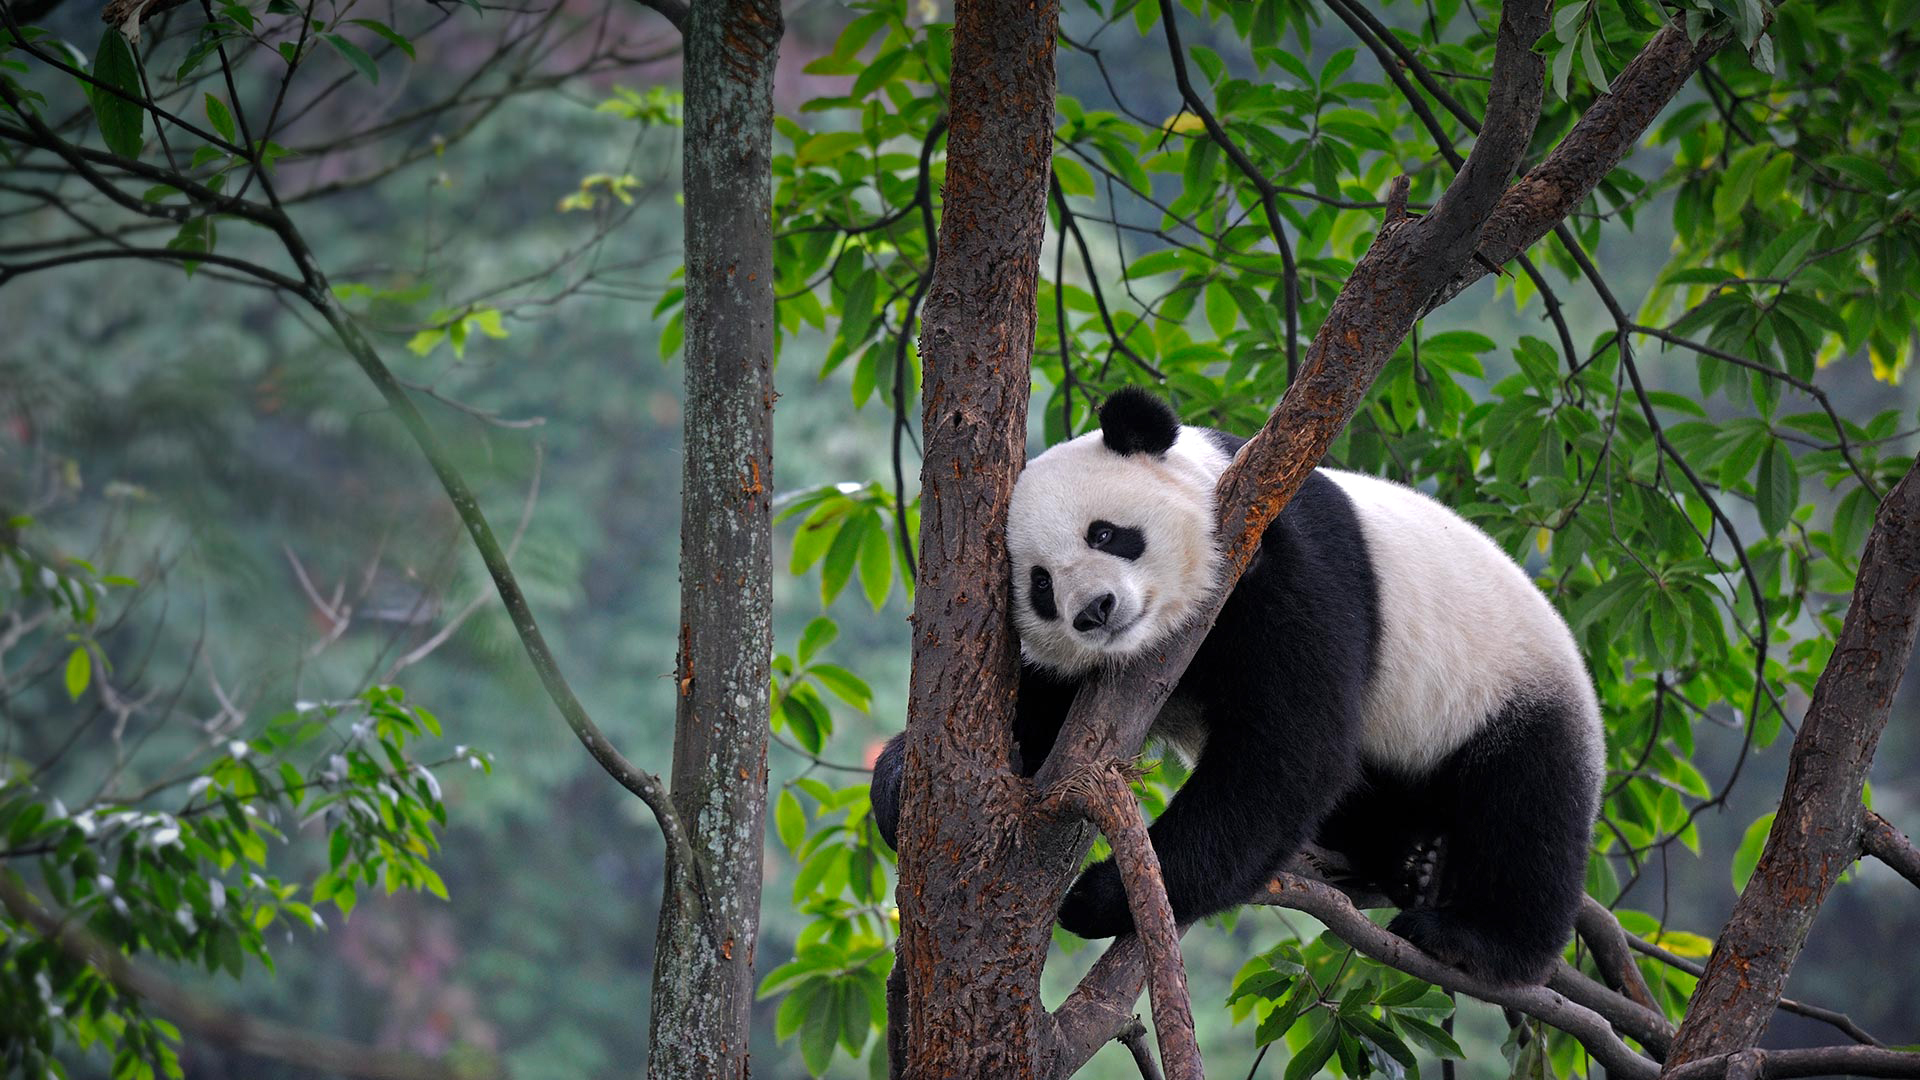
[0, 876, 498, 1080]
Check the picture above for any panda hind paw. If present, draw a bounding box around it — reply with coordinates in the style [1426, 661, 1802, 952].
[1058, 862, 1133, 939]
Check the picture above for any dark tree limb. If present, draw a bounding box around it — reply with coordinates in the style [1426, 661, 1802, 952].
[1157, 0, 1299, 380]
[1618, 921, 1884, 1047]
[1862, 811, 1920, 889]
[0, 877, 497, 1080]
[1051, 764, 1202, 1080]
[630, 0, 688, 31]
[1424, 20, 1730, 313]
[1048, 934, 1157, 1079]
[1574, 895, 1660, 1014]
[1667, 459, 1920, 1066]
[1663, 1046, 1920, 1080]
[1257, 874, 1660, 1080]
[1118, 1019, 1167, 1080]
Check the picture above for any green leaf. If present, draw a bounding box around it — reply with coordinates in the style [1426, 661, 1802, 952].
[91, 29, 145, 157]
[820, 510, 875, 606]
[1055, 157, 1096, 197]
[797, 616, 838, 665]
[346, 19, 415, 59]
[809, 664, 872, 712]
[1754, 440, 1797, 537]
[1733, 811, 1775, 892]
[776, 790, 806, 850]
[1285, 1017, 1342, 1080]
[1550, 37, 1575, 100]
[856, 514, 893, 610]
[202, 93, 235, 143]
[323, 33, 379, 83]
[64, 646, 91, 700]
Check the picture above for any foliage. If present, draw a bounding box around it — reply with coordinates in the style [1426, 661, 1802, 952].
[0, 521, 480, 1079]
[741, 0, 1920, 1074]
[7, 0, 1920, 1073]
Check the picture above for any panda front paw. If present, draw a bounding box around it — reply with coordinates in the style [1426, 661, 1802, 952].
[1058, 860, 1134, 938]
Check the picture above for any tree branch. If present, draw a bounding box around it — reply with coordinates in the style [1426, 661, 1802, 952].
[1574, 894, 1660, 1014]
[307, 298, 704, 909]
[1664, 1046, 1920, 1080]
[1256, 874, 1659, 1080]
[1424, 20, 1730, 312]
[1156, 0, 1299, 380]
[1051, 763, 1202, 1080]
[1861, 810, 1920, 889]
[1668, 458, 1920, 1065]
[630, 0, 687, 31]
[0, 876, 497, 1080]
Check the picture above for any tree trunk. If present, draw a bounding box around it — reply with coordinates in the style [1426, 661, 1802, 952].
[894, 0, 1061, 1073]
[1665, 460, 1920, 1068]
[647, 2, 782, 1075]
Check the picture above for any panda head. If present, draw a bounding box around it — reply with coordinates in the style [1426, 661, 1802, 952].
[1008, 388, 1228, 676]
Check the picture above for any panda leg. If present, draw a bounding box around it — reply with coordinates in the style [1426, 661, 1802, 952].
[1388, 694, 1598, 984]
[1058, 704, 1363, 938]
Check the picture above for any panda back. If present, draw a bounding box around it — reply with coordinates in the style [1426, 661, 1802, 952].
[1322, 470, 1601, 777]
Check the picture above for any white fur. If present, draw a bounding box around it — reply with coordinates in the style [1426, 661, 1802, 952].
[1007, 427, 1604, 783]
[1321, 470, 1603, 776]
[1008, 426, 1231, 675]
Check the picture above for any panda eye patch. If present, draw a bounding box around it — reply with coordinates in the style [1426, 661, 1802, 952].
[1029, 567, 1058, 621]
[1086, 520, 1146, 561]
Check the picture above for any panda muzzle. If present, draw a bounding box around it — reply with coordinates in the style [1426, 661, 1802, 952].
[1072, 593, 1116, 632]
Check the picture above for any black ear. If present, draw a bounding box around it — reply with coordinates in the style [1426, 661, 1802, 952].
[1099, 387, 1180, 456]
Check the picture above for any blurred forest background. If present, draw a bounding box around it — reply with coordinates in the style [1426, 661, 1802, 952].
[3, 0, 1919, 1077]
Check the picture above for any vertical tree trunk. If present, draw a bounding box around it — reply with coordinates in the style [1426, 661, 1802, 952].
[1665, 461, 1920, 1068]
[895, 0, 1061, 1073]
[648, 2, 782, 1075]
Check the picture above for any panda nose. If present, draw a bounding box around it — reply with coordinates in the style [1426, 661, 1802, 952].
[1073, 593, 1116, 632]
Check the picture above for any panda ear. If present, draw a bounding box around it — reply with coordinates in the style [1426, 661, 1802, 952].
[1100, 387, 1180, 456]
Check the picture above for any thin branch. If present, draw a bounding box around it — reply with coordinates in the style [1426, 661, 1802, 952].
[1156, 0, 1299, 380]
[1256, 874, 1658, 1080]
[1663, 1046, 1920, 1080]
[1118, 1018, 1166, 1080]
[0, 876, 498, 1080]
[630, 0, 686, 31]
[1618, 922, 1885, 1048]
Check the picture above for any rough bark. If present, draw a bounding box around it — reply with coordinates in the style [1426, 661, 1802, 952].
[1665, 460, 1920, 1068]
[1422, 21, 1728, 313]
[647, 1, 782, 1075]
[1053, 765, 1202, 1078]
[894, 0, 1062, 1073]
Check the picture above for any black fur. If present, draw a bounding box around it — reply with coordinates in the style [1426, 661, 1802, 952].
[870, 440, 1595, 985]
[1100, 387, 1180, 456]
[1087, 520, 1146, 561]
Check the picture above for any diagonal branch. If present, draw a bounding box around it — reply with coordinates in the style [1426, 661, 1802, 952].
[630, 0, 687, 31]
[1424, 20, 1730, 312]
[1258, 874, 1659, 1080]
[1668, 457, 1920, 1066]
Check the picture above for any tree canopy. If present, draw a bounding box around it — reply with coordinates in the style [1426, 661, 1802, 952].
[3, 0, 1920, 1077]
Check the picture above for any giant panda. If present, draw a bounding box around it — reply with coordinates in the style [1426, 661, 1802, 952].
[872, 387, 1604, 985]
